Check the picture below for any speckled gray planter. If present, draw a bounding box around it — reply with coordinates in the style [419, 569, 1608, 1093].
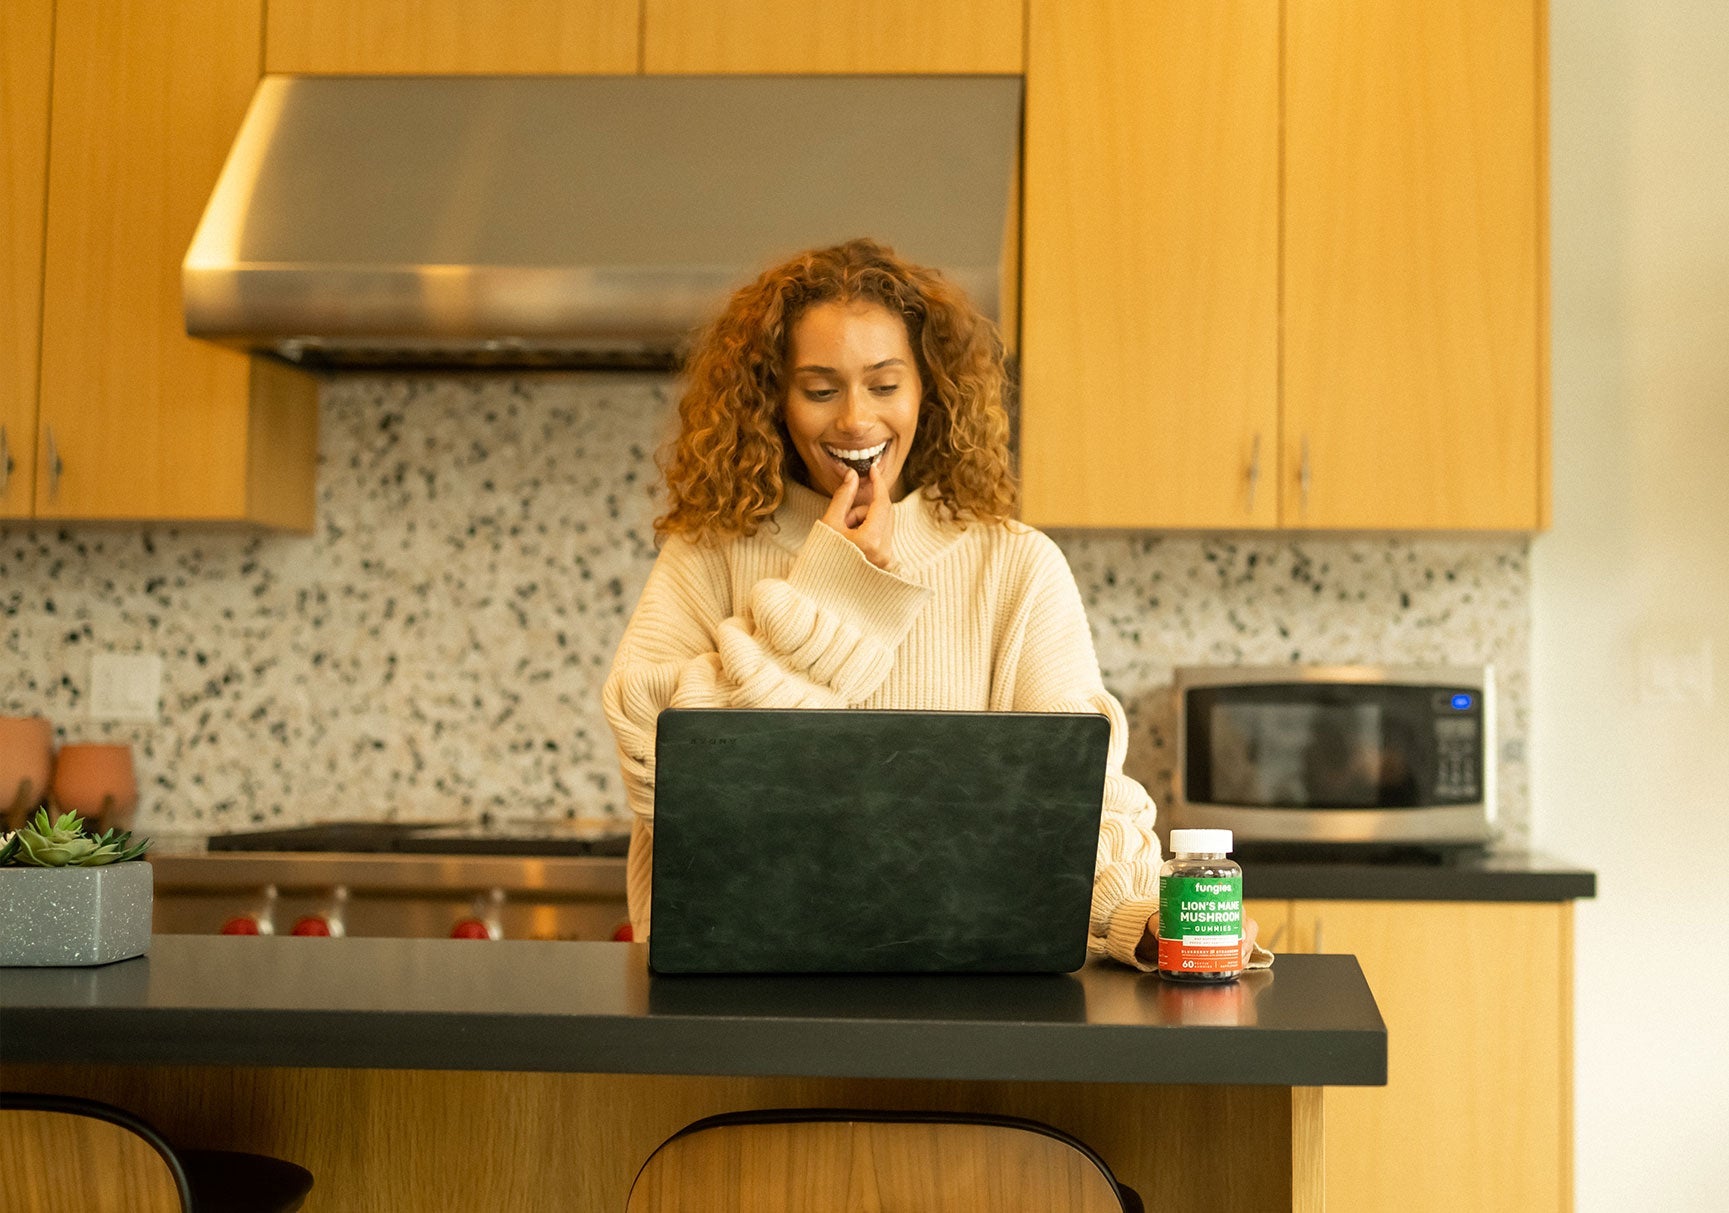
[0, 862, 153, 966]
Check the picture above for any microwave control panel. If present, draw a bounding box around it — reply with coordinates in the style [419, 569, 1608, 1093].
[1431, 713, 1481, 800]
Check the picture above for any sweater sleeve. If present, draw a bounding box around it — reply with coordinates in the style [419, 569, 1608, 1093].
[602, 525, 930, 931]
[1002, 536, 1163, 971]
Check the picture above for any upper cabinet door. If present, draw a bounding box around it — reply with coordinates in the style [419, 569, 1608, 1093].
[1020, 0, 1279, 529]
[266, 0, 640, 74]
[0, 0, 53, 519]
[36, 0, 264, 521]
[643, 0, 1023, 74]
[1284, 0, 1546, 530]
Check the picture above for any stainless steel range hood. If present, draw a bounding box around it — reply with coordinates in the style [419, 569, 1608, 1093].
[184, 75, 1022, 370]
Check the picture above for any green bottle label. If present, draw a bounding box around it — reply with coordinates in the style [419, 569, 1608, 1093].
[1158, 875, 1243, 941]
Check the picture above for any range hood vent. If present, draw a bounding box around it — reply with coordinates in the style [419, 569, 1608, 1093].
[185, 75, 1022, 370]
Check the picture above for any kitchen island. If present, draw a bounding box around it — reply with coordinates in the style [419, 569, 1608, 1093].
[1, 937, 1385, 1211]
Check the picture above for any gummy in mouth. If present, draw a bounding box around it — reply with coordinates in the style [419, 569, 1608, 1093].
[837, 452, 879, 477]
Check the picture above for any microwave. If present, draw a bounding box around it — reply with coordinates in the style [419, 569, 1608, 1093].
[1170, 665, 1494, 849]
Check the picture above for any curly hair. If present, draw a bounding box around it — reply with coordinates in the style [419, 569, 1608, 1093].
[655, 238, 1017, 542]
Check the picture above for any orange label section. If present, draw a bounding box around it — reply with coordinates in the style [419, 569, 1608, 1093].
[1157, 937, 1241, 973]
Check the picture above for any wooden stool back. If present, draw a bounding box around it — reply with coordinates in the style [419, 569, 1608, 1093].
[0, 1099, 189, 1213]
[627, 1111, 1136, 1213]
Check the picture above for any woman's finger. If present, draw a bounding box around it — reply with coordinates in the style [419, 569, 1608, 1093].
[1241, 916, 1261, 965]
[821, 469, 859, 532]
[860, 462, 892, 533]
[859, 463, 895, 565]
[865, 461, 889, 514]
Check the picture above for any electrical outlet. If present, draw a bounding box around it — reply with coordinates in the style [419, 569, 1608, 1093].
[90, 653, 163, 721]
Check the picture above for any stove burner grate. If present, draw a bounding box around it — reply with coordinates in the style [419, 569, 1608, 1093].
[206, 822, 629, 858]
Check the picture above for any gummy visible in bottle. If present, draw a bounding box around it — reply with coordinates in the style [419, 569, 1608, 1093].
[1156, 828, 1244, 983]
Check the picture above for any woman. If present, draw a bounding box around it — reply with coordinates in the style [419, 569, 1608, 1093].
[603, 238, 1259, 970]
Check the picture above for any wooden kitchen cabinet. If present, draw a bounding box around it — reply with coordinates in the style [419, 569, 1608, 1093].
[1021, 0, 1279, 529]
[1243, 897, 1288, 958]
[1020, 0, 1549, 532]
[643, 0, 1023, 74]
[1283, 0, 1547, 529]
[33, 0, 317, 529]
[265, 0, 640, 74]
[1281, 898, 1573, 1212]
[0, 0, 53, 519]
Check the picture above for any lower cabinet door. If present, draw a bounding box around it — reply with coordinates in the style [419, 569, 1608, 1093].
[1294, 899, 1571, 1212]
[1242, 898, 1289, 958]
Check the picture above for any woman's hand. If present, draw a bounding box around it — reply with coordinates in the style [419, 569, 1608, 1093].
[1135, 911, 1262, 969]
[820, 463, 895, 569]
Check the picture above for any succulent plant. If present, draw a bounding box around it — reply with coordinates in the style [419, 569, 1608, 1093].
[0, 808, 151, 868]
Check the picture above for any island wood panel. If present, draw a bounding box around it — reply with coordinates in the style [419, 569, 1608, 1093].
[265, 0, 641, 74]
[0, 1107, 185, 1213]
[1283, 0, 1544, 530]
[1291, 899, 1569, 1212]
[643, 0, 1023, 74]
[0, 0, 52, 518]
[626, 1119, 1132, 1213]
[36, 0, 316, 527]
[1020, 0, 1279, 529]
[0, 1065, 1322, 1213]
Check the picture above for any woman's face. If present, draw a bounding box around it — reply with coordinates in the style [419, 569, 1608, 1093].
[783, 299, 922, 510]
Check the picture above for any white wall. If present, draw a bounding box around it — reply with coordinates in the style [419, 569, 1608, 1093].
[1537, 2, 1729, 1207]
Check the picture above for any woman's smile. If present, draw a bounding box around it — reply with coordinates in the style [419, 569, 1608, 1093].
[822, 439, 890, 477]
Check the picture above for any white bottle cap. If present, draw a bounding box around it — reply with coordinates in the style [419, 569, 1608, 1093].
[1168, 829, 1234, 855]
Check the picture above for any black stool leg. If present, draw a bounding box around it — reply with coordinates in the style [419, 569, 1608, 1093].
[178, 1149, 314, 1213]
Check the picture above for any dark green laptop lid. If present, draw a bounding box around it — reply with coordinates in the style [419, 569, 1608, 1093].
[649, 709, 1111, 975]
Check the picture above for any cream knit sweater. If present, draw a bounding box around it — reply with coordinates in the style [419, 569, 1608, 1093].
[602, 480, 1164, 969]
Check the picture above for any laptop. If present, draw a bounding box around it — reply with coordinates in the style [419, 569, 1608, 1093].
[649, 708, 1111, 975]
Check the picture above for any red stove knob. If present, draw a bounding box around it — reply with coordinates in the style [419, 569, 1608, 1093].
[450, 918, 492, 940]
[220, 915, 262, 935]
[611, 922, 635, 943]
[290, 915, 334, 937]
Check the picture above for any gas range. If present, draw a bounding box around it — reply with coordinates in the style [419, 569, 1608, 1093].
[151, 821, 632, 942]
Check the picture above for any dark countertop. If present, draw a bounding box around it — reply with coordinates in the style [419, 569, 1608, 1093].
[1239, 848, 1595, 902]
[0, 937, 1385, 1088]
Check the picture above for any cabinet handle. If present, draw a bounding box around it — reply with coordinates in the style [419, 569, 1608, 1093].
[1313, 917, 1324, 954]
[0, 425, 11, 495]
[46, 425, 63, 499]
[1264, 921, 1286, 951]
[1298, 436, 1312, 517]
[1246, 432, 1262, 513]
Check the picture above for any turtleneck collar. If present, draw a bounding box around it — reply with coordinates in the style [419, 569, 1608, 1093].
[769, 479, 964, 572]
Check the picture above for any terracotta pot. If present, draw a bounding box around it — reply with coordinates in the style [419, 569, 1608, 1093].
[0, 716, 55, 831]
[50, 743, 138, 833]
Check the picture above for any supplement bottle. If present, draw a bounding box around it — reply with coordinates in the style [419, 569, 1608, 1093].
[1156, 829, 1244, 983]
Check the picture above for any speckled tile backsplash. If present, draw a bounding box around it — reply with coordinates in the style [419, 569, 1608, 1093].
[1057, 533, 1531, 847]
[0, 375, 1530, 844]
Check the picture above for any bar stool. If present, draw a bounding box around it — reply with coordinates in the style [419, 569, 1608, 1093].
[626, 1108, 1144, 1212]
[0, 1092, 313, 1213]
